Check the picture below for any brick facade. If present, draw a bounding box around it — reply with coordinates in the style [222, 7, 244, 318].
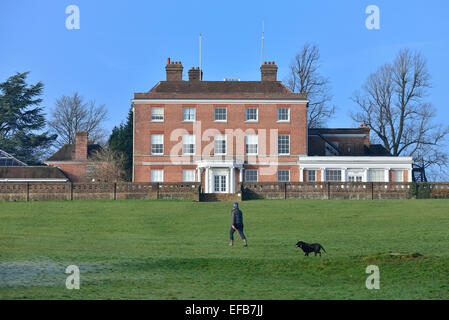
[132, 59, 413, 192]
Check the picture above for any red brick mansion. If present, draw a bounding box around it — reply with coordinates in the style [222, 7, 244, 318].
[132, 59, 412, 193]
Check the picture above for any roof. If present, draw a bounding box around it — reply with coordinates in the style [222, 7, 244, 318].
[46, 144, 102, 162]
[307, 128, 391, 156]
[364, 144, 392, 156]
[0, 166, 69, 181]
[0, 149, 27, 166]
[134, 81, 307, 100]
[308, 128, 370, 135]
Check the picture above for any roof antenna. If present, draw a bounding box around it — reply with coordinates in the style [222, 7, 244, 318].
[199, 33, 202, 80]
[260, 20, 264, 66]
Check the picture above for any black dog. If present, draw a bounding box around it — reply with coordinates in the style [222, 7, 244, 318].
[296, 241, 326, 257]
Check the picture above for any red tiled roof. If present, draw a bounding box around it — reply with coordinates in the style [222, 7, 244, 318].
[134, 81, 307, 100]
[46, 144, 102, 162]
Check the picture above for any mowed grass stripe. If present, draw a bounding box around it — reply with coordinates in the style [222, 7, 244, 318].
[0, 199, 448, 299]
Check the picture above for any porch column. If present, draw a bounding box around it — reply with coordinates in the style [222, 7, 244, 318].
[321, 168, 326, 182]
[385, 168, 390, 182]
[363, 168, 369, 182]
[230, 167, 235, 193]
[197, 168, 202, 183]
[341, 168, 347, 182]
[239, 167, 243, 182]
[205, 167, 210, 193]
[300, 167, 304, 182]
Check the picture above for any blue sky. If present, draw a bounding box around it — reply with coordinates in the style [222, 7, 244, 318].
[1, 0, 448, 134]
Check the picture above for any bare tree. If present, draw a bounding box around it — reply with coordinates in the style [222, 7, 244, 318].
[351, 48, 449, 180]
[48, 92, 108, 147]
[87, 148, 126, 183]
[285, 43, 335, 128]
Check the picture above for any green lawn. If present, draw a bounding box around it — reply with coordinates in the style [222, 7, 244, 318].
[1, 199, 449, 299]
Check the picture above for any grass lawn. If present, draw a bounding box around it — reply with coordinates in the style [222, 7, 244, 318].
[1, 199, 449, 299]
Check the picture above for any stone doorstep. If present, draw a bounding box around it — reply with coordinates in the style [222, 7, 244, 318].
[200, 193, 242, 202]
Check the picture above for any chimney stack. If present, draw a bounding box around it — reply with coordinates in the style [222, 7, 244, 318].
[188, 67, 202, 81]
[75, 131, 88, 160]
[359, 123, 370, 147]
[260, 61, 278, 81]
[165, 58, 183, 81]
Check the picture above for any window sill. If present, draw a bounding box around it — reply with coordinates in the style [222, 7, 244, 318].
[150, 120, 164, 123]
[277, 120, 290, 123]
[245, 120, 258, 123]
[214, 120, 227, 123]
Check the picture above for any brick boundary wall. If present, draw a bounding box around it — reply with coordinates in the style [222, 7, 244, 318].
[0, 182, 200, 202]
[242, 182, 449, 200]
[1, 182, 448, 202]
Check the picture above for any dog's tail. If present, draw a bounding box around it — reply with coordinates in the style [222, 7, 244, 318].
[320, 245, 327, 253]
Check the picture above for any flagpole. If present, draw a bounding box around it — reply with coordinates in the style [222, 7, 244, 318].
[261, 20, 264, 65]
[199, 33, 202, 80]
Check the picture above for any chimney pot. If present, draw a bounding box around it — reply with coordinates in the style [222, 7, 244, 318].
[188, 67, 202, 81]
[260, 61, 278, 81]
[165, 59, 183, 81]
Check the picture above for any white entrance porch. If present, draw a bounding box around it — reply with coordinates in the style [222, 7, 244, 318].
[197, 160, 244, 194]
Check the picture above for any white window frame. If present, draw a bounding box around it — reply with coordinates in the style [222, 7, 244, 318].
[245, 169, 258, 182]
[182, 107, 196, 122]
[214, 134, 227, 155]
[307, 170, 316, 182]
[182, 134, 195, 155]
[214, 107, 227, 122]
[393, 170, 404, 182]
[277, 134, 290, 155]
[326, 169, 342, 182]
[245, 135, 258, 155]
[245, 107, 258, 122]
[150, 134, 164, 155]
[182, 169, 196, 182]
[150, 169, 163, 182]
[277, 107, 290, 122]
[348, 176, 363, 182]
[369, 169, 385, 182]
[277, 170, 290, 182]
[151, 107, 164, 122]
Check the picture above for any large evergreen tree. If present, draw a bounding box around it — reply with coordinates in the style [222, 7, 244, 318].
[0, 72, 57, 164]
[108, 107, 133, 181]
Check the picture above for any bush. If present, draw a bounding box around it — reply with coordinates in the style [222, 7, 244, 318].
[409, 182, 431, 199]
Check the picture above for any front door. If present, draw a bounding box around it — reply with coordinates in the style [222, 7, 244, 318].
[214, 175, 227, 193]
[347, 169, 363, 182]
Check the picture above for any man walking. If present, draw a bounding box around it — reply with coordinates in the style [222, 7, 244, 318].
[229, 202, 247, 247]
